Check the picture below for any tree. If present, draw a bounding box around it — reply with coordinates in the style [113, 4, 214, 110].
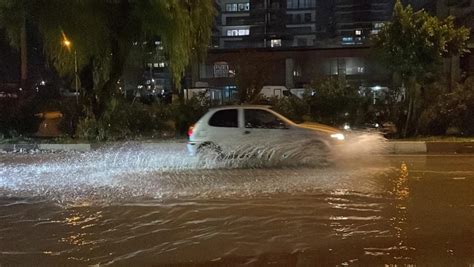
[373, 0, 470, 137]
[419, 77, 474, 136]
[0, 0, 28, 87]
[308, 77, 362, 126]
[234, 52, 275, 103]
[0, 0, 215, 118]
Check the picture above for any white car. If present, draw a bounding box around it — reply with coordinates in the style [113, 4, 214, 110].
[187, 105, 345, 158]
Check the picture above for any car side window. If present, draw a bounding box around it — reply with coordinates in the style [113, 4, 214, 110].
[244, 109, 287, 129]
[208, 109, 238, 128]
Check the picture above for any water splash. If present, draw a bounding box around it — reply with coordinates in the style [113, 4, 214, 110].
[332, 131, 388, 163]
[195, 131, 388, 168]
[0, 132, 389, 203]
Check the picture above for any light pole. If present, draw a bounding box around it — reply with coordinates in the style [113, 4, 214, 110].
[62, 37, 79, 103]
[372, 85, 382, 105]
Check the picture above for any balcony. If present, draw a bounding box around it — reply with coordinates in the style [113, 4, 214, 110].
[286, 19, 316, 25]
[225, 17, 263, 26]
[285, 26, 316, 35]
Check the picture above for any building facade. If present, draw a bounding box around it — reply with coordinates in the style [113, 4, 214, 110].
[188, 46, 391, 102]
[187, 0, 397, 100]
[216, 0, 320, 49]
[187, 0, 473, 103]
[335, 0, 394, 45]
[214, 0, 396, 49]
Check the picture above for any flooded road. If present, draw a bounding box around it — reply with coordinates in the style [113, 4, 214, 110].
[1, 146, 474, 265]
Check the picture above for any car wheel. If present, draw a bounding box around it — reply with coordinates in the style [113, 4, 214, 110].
[197, 142, 223, 161]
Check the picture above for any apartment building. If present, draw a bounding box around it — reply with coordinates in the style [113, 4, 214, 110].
[216, 0, 320, 48]
[335, 0, 394, 45]
[214, 0, 396, 49]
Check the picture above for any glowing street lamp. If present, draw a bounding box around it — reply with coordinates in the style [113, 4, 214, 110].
[62, 34, 79, 102]
[63, 39, 71, 48]
[371, 85, 382, 104]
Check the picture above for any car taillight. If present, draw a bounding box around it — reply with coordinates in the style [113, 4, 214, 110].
[188, 124, 195, 137]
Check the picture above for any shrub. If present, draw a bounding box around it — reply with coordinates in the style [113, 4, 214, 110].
[418, 77, 474, 136]
[76, 97, 175, 141]
[307, 78, 364, 126]
[270, 94, 310, 123]
[172, 97, 209, 136]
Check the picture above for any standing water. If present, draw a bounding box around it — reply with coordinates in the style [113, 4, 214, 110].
[1, 134, 474, 265]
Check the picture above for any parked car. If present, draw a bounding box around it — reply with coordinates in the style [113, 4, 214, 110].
[187, 105, 345, 160]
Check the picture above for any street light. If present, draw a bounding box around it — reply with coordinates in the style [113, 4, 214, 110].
[62, 34, 79, 103]
[371, 85, 382, 105]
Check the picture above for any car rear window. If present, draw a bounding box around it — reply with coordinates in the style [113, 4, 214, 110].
[208, 109, 238, 128]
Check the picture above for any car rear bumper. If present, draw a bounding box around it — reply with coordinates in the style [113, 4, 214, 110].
[187, 142, 199, 156]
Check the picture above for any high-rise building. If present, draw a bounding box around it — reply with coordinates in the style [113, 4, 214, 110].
[187, 0, 399, 99]
[335, 0, 394, 45]
[216, 0, 338, 48]
[213, 0, 398, 49]
[191, 0, 458, 103]
[215, 0, 319, 48]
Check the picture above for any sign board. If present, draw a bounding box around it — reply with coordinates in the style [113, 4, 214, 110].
[213, 62, 229, 78]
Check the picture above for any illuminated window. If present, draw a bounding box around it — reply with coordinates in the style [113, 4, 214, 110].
[371, 23, 384, 35]
[238, 3, 250, 11]
[238, 29, 249, 35]
[214, 62, 230, 77]
[270, 39, 282, 47]
[287, 0, 315, 9]
[226, 3, 237, 11]
[293, 65, 302, 77]
[355, 30, 362, 36]
[227, 28, 249, 36]
[226, 2, 249, 12]
[374, 22, 384, 29]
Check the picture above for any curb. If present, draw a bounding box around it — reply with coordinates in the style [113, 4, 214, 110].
[0, 144, 38, 152]
[0, 143, 91, 152]
[38, 144, 91, 152]
[1, 141, 474, 154]
[387, 141, 474, 154]
[425, 142, 474, 154]
[386, 141, 427, 154]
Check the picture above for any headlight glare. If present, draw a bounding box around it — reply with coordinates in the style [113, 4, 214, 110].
[330, 133, 345, 141]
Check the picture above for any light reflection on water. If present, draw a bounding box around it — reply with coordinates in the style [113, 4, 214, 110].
[0, 141, 474, 265]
